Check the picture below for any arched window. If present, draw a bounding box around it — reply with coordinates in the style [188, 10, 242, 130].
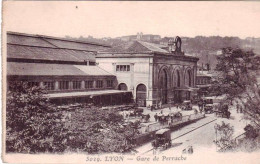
[136, 84, 147, 107]
[159, 68, 168, 104]
[118, 83, 128, 91]
[188, 70, 192, 87]
[176, 70, 181, 87]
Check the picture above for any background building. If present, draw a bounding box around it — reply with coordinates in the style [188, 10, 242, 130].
[96, 37, 199, 107]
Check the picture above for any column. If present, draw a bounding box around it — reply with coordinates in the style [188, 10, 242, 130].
[93, 80, 96, 89]
[39, 82, 44, 88]
[81, 81, 85, 89]
[147, 62, 154, 106]
[112, 63, 116, 73]
[69, 81, 73, 90]
[130, 63, 135, 97]
[54, 81, 59, 90]
[193, 65, 197, 87]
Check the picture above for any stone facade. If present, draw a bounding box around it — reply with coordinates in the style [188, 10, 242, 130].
[96, 39, 199, 107]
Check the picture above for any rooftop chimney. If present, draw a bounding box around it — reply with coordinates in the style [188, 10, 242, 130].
[168, 39, 175, 52]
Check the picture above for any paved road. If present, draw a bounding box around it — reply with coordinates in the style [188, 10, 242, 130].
[136, 108, 247, 156]
[135, 115, 217, 155]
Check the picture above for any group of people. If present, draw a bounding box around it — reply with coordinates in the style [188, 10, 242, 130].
[141, 114, 150, 122]
[154, 110, 183, 125]
[236, 103, 243, 113]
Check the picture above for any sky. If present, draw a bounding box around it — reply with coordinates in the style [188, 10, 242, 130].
[3, 1, 260, 39]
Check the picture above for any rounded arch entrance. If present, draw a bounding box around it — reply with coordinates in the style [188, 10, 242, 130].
[176, 69, 181, 87]
[185, 69, 192, 87]
[184, 69, 193, 100]
[158, 67, 169, 104]
[118, 83, 128, 91]
[173, 69, 182, 103]
[136, 84, 147, 107]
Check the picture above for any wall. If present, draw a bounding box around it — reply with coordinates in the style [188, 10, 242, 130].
[96, 56, 153, 105]
[96, 54, 198, 107]
[153, 55, 198, 104]
[7, 75, 117, 93]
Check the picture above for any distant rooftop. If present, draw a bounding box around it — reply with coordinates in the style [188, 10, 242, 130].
[7, 31, 111, 48]
[97, 40, 199, 62]
[7, 31, 112, 63]
[99, 40, 168, 54]
[197, 71, 214, 77]
[7, 62, 114, 76]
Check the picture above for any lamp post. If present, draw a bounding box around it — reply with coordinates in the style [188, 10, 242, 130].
[202, 93, 205, 112]
[214, 123, 218, 151]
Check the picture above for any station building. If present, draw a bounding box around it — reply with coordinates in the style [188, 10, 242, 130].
[96, 37, 199, 107]
[6, 32, 132, 105]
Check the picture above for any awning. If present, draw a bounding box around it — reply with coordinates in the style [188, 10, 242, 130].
[7, 62, 113, 76]
[174, 86, 199, 91]
[156, 128, 170, 135]
[48, 90, 132, 99]
[197, 84, 211, 88]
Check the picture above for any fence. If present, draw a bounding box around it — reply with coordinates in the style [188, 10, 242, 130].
[145, 113, 205, 133]
[134, 113, 205, 146]
[218, 132, 246, 152]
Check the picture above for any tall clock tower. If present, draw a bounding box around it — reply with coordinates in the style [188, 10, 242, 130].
[175, 36, 182, 53]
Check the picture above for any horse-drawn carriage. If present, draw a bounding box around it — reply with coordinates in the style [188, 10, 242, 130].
[181, 101, 192, 110]
[141, 114, 150, 123]
[214, 104, 231, 119]
[204, 104, 214, 114]
[129, 107, 144, 117]
[152, 128, 172, 149]
[201, 97, 214, 114]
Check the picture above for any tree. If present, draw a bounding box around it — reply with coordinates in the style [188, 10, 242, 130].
[214, 121, 236, 151]
[63, 107, 139, 153]
[212, 47, 260, 128]
[6, 82, 140, 154]
[6, 82, 65, 153]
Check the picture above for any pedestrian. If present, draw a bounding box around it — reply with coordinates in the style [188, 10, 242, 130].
[188, 146, 193, 154]
[160, 110, 163, 114]
[169, 104, 171, 111]
[154, 113, 158, 122]
[236, 104, 239, 113]
[147, 104, 151, 110]
[147, 114, 150, 122]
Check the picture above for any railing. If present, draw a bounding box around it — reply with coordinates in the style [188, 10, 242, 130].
[218, 132, 246, 152]
[145, 122, 168, 132]
[143, 113, 205, 133]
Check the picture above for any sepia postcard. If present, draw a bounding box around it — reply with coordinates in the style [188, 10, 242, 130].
[2, 1, 260, 164]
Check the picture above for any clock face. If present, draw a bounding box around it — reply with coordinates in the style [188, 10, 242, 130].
[177, 40, 181, 49]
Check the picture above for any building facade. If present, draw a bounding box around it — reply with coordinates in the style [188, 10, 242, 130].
[196, 71, 213, 98]
[6, 32, 132, 105]
[96, 37, 199, 107]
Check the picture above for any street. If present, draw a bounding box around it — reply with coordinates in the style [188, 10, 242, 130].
[135, 104, 248, 155]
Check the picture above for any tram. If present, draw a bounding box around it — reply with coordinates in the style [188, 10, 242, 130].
[152, 128, 172, 149]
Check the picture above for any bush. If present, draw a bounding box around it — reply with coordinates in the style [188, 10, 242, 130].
[214, 121, 236, 151]
[6, 82, 139, 153]
[6, 82, 65, 153]
[62, 107, 139, 153]
[244, 124, 258, 139]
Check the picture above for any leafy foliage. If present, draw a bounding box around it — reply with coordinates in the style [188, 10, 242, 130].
[6, 82, 65, 153]
[214, 121, 236, 151]
[244, 124, 258, 139]
[212, 47, 260, 128]
[62, 107, 139, 153]
[6, 82, 139, 153]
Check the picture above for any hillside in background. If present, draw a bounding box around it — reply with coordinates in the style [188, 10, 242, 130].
[65, 35, 260, 69]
